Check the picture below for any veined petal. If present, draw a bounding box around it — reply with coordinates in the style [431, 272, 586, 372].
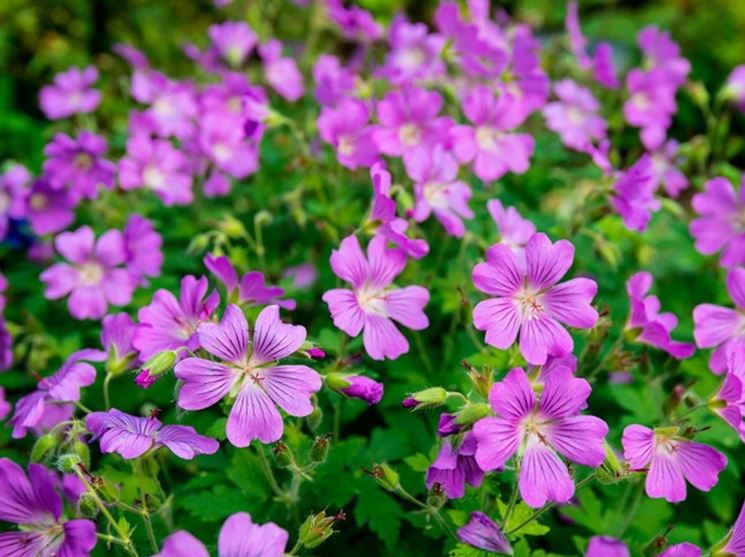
[473, 298, 520, 349]
[383, 286, 429, 330]
[621, 424, 655, 469]
[174, 358, 238, 411]
[473, 417, 519, 472]
[157, 425, 220, 459]
[519, 314, 573, 366]
[546, 415, 608, 467]
[323, 288, 365, 337]
[519, 440, 575, 508]
[197, 304, 248, 365]
[262, 364, 321, 417]
[362, 314, 409, 360]
[251, 305, 306, 365]
[525, 234, 575, 291]
[472, 244, 522, 296]
[154, 531, 209, 557]
[330, 235, 368, 288]
[227, 383, 283, 446]
[543, 278, 598, 328]
[646, 452, 686, 502]
[675, 441, 726, 493]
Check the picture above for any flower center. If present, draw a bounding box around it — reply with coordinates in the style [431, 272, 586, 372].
[0, 191, 10, 213]
[632, 92, 650, 110]
[398, 123, 421, 147]
[476, 126, 500, 151]
[423, 182, 449, 210]
[73, 152, 93, 170]
[356, 285, 387, 316]
[400, 47, 426, 69]
[337, 134, 356, 157]
[30, 193, 48, 211]
[78, 262, 104, 286]
[515, 287, 544, 321]
[143, 165, 166, 191]
[520, 413, 549, 445]
[566, 106, 585, 126]
[212, 143, 232, 163]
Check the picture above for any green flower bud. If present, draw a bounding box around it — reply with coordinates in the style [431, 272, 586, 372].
[72, 440, 90, 470]
[56, 453, 82, 474]
[325, 372, 353, 392]
[77, 492, 100, 518]
[31, 434, 58, 463]
[273, 442, 293, 468]
[403, 387, 447, 410]
[306, 405, 323, 432]
[140, 351, 177, 378]
[298, 510, 337, 549]
[370, 463, 399, 492]
[310, 436, 329, 463]
[454, 403, 491, 427]
[219, 215, 247, 239]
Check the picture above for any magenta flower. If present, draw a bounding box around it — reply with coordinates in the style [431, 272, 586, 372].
[651, 140, 688, 198]
[405, 145, 473, 237]
[203, 254, 295, 309]
[451, 86, 534, 183]
[622, 424, 726, 503]
[155, 512, 288, 557]
[25, 178, 76, 236]
[487, 199, 536, 267]
[474, 367, 608, 507]
[119, 135, 193, 206]
[543, 79, 606, 152]
[717, 501, 745, 556]
[626, 271, 695, 359]
[638, 26, 690, 87]
[123, 214, 163, 284]
[693, 268, 745, 373]
[198, 112, 259, 181]
[690, 175, 745, 269]
[585, 536, 629, 557]
[175, 304, 321, 446]
[623, 69, 677, 151]
[565, 2, 619, 89]
[565, 1, 591, 70]
[101, 312, 139, 369]
[322, 235, 429, 360]
[658, 544, 702, 557]
[0, 387, 10, 421]
[373, 87, 451, 156]
[472, 233, 598, 365]
[313, 54, 356, 106]
[39, 65, 100, 120]
[456, 512, 512, 555]
[259, 39, 304, 102]
[131, 72, 198, 139]
[10, 349, 105, 438]
[0, 164, 31, 241]
[339, 375, 384, 405]
[133, 275, 219, 360]
[86, 409, 219, 460]
[208, 21, 257, 67]
[325, 0, 382, 42]
[42, 131, 115, 201]
[611, 155, 660, 232]
[593, 43, 619, 89]
[378, 14, 445, 86]
[282, 263, 318, 289]
[0, 459, 97, 556]
[317, 98, 379, 170]
[710, 362, 744, 441]
[40, 226, 137, 320]
[724, 65, 745, 113]
[426, 433, 483, 499]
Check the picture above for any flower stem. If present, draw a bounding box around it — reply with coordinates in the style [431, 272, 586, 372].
[615, 478, 644, 537]
[134, 459, 159, 555]
[256, 447, 284, 497]
[103, 373, 112, 410]
[501, 473, 520, 528]
[393, 486, 457, 542]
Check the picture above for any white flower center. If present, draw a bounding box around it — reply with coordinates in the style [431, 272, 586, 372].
[143, 165, 166, 191]
[337, 134, 356, 157]
[78, 262, 104, 286]
[476, 126, 500, 151]
[398, 123, 421, 147]
[423, 182, 449, 210]
[356, 284, 387, 316]
[515, 287, 544, 321]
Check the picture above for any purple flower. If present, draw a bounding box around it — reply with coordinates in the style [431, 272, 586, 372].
[155, 512, 288, 557]
[473, 367, 608, 507]
[593, 43, 619, 89]
[456, 511, 512, 555]
[10, 349, 105, 438]
[0, 388, 10, 420]
[710, 347, 745, 439]
[451, 86, 534, 183]
[208, 21, 257, 67]
[313, 54, 356, 106]
[0, 459, 97, 556]
[339, 375, 384, 404]
[437, 413, 460, 436]
[174, 304, 321, 446]
[133, 275, 219, 360]
[472, 233, 598, 365]
[259, 40, 304, 102]
[405, 145, 473, 237]
[40, 226, 137, 320]
[39, 66, 100, 120]
[638, 26, 690, 87]
[693, 268, 745, 373]
[131, 72, 198, 139]
[86, 409, 219, 460]
[317, 98, 379, 170]
[658, 543, 702, 557]
[626, 271, 695, 359]
[322, 235, 429, 360]
[325, 0, 382, 42]
[26, 178, 76, 236]
[622, 424, 726, 503]
[487, 199, 535, 268]
[724, 65, 745, 113]
[42, 131, 115, 201]
[623, 69, 676, 151]
[718, 501, 745, 556]
[203, 254, 295, 309]
[585, 536, 629, 557]
[426, 433, 483, 499]
[123, 214, 163, 284]
[611, 155, 660, 232]
[198, 112, 259, 181]
[282, 263, 318, 289]
[543, 79, 606, 152]
[0, 164, 30, 241]
[651, 140, 688, 198]
[377, 14, 445, 86]
[565, 2, 619, 89]
[565, 1, 591, 70]
[119, 135, 193, 206]
[690, 175, 745, 269]
[102, 312, 138, 360]
[373, 87, 451, 156]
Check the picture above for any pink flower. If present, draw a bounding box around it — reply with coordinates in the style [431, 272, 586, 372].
[25, 178, 76, 236]
[198, 112, 259, 181]
[690, 175, 745, 269]
[426, 433, 483, 499]
[626, 271, 695, 359]
[405, 145, 473, 237]
[651, 140, 688, 198]
[259, 40, 304, 102]
[611, 155, 660, 232]
[322, 235, 429, 360]
[473, 367, 608, 507]
[487, 199, 536, 267]
[208, 21, 257, 67]
[724, 65, 745, 113]
[123, 214, 163, 285]
[658, 543, 701, 557]
[325, 0, 382, 42]
[456, 512, 512, 555]
[317, 98, 379, 170]
[585, 536, 629, 557]
[718, 500, 745, 556]
[377, 14, 445, 86]
[0, 164, 31, 241]
[39, 66, 100, 120]
[203, 254, 295, 309]
[40, 226, 137, 320]
[451, 86, 535, 183]
[565, 2, 619, 89]
[472, 233, 598, 365]
[174, 305, 321, 446]
[543, 79, 607, 152]
[693, 268, 745, 373]
[622, 424, 726, 503]
[313, 54, 356, 106]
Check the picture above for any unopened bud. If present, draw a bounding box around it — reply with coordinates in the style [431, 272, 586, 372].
[31, 434, 57, 463]
[136, 351, 177, 388]
[298, 510, 337, 549]
[402, 387, 447, 410]
[77, 492, 100, 518]
[454, 403, 491, 427]
[72, 440, 90, 469]
[310, 436, 329, 463]
[56, 453, 82, 474]
[273, 442, 293, 468]
[306, 405, 323, 432]
[369, 463, 399, 491]
[219, 215, 246, 239]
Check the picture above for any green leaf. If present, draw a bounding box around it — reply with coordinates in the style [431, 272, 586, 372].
[354, 488, 403, 550]
[496, 501, 549, 537]
[448, 544, 487, 557]
[178, 485, 250, 522]
[404, 453, 431, 473]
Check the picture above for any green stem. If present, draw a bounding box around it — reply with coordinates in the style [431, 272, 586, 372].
[413, 331, 433, 373]
[615, 479, 645, 537]
[134, 459, 159, 555]
[103, 373, 112, 410]
[501, 474, 520, 528]
[393, 487, 457, 542]
[256, 447, 284, 497]
[96, 532, 130, 548]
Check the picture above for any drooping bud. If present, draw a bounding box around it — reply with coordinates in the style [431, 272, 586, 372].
[437, 413, 460, 437]
[401, 387, 447, 410]
[56, 453, 82, 474]
[454, 403, 491, 427]
[457, 512, 513, 555]
[135, 350, 177, 389]
[72, 440, 91, 470]
[77, 492, 100, 518]
[338, 375, 384, 405]
[306, 405, 323, 432]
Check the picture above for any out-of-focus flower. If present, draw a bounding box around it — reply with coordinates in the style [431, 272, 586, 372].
[40, 226, 137, 320]
[585, 536, 629, 557]
[313, 54, 356, 107]
[42, 131, 115, 201]
[322, 235, 429, 360]
[0, 164, 30, 241]
[624, 69, 677, 150]
[650, 140, 688, 197]
[472, 233, 598, 365]
[611, 155, 660, 232]
[325, 0, 382, 42]
[377, 14, 445, 85]
[626, 271, 695, 359]
[175, 304, 321, 446]
[283, 263, 318, 289]
[86, 409, 219, 459]
[0, 459, 97, 556]
[565, 2, 619, 89]
[690, 175, 745, 269]
[474, 367, 608, 507]
[451, 85, 534, 183]
[543, 79, 606, 152]
[426, 433, 483, 499]
[658, 543, 702, 557]
[710, 350, 745, 440]
[123, 214, 163, 285]
[0, 387, 10, 420]
[101, 312, 139, 370]
[724, 65, 745, 113]
[713, 500, 745, 557]
[25, 178, 76, 236]
[208, 21, 257, 67]
[39, 66, 101, 120]
[487, 199, 535, 268]
[638, 26, 690, 87]
[198, 112, 259, 182]
[457, 511, 512, 555]
[318, 98, 379, 170]
[259, 39, 304, 102]
[132, 72, 198, 139]
[622, 424, 726, 503]
[203, 254, 295, 309]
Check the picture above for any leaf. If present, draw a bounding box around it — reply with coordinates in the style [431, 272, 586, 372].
[226, 449, 270, 502]
[205, 417, 227, 440]
[496, 501, 549, 537]
[178, 485, 250, 522]
[354, 488, 403, 551]
[448, 544, 486, 557]
[404, 453, 431, 473]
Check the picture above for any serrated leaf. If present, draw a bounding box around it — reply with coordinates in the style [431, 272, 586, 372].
[354, 488, 403, 550]
[404, 453, 431, 473]
[178, 485, 250, 522]
[496, 500, 549, 537]
[448, 543, 487, 557]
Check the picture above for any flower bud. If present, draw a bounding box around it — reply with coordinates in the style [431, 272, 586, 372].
[72, 440, 91, 470]
[310, 436, 329, 463]
[298, 510, 337, 549]
[437, 413, 460, 437]
[402, 387, 447, 410]
[31, 434, 58, 463]
[457, 512, 512, 555]
[77, 492, 100, 519]
[219, 215, 247, 239]
[273, 442, 293, 468]
[56, 453, 82, 474]
[369, 463, 399, 492]
[135, 351, 177, 389]
[306, 405, 323, 432]
[454, 403, 491, 427]
[339, 375, 384, 405]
